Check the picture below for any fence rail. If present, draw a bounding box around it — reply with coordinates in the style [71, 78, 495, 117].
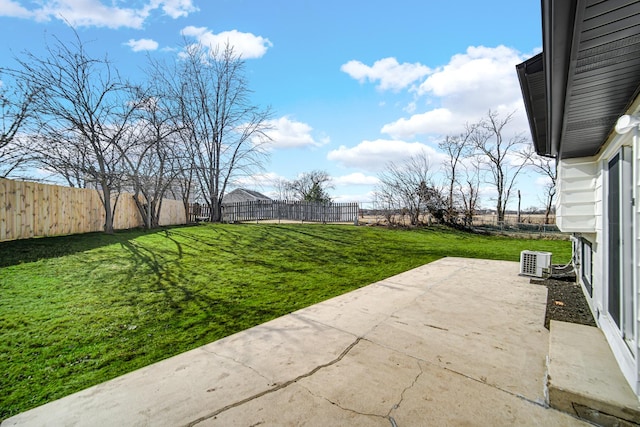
[1, 178, 186, 242]
[213, 200, 359, 223]
[471, 221, 560, 234]
[188, 203, 212, 222]
[467, 214, 559, 234]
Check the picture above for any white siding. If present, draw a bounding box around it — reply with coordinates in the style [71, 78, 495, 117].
[556, 158, 598, 232]
[588, 130, 640, 394]
[594, 161, 604, 316]
[634, 131, 640, 394]
[565, 127, 640, 394]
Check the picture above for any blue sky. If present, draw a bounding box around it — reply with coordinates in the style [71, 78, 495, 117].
[0, 0, 545, 210]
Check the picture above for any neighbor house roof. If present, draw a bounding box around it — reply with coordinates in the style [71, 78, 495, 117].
[516, 0, 640, 159]
[222, 188, 272, 204]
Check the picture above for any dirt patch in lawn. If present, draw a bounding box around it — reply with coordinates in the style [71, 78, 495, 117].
[532, 274, 597, 330]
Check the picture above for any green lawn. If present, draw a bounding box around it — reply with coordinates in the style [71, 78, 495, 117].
[0, 224, 570, 419]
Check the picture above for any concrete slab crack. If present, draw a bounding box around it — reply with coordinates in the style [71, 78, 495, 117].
[294, 356, 425, 427]
[184, 337, 363, 427]
[443, 366, 547, 408]
[300, 385, 388, 422]
[387, 361, 425, 417]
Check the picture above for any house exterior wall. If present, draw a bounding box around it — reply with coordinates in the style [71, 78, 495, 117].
[556, 159, 598, 232]
[557, 108, 640, 395]
[635, 127, 640, 395]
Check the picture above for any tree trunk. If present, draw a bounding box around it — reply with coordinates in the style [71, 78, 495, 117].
[448, 180, 454, 224]
[544, 194, 554, 225]
[496, 194, 503, 223]
[103, 186, 114, 234]
[208, 199, 223, 222]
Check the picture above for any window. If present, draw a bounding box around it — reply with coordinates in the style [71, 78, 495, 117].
[581, 239, 592, 297]
[607, 146, 634, 349]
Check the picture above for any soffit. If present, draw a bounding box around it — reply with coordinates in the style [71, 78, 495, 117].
[553, 0, 640, 159]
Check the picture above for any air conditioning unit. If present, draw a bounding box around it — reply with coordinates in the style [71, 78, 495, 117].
[519, 250, 552, 278]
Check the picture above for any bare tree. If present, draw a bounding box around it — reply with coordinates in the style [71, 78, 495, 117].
[417, 180, 447, 224]
[458, 161, 481, 226]
[273, 177, 296, 200]
[0, 77, 34, 178]
[171, 154, 196, 222]
[32, 134, 93, 188]
[7, 32, 140, 233]
[287, 170, 333, 202]
[375, 151, 438, 226]
[142, 61, 198, 221]
[123, 89, 185, 229]
[156, 43, 272, 222]
[438, 125, 475, 223]
[471, 110, 530, 222]
[530, 153, 557, 224]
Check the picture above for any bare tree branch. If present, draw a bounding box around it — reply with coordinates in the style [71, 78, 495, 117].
[0, 76, 35, 178]
[154, 42, 272, 221]
[438, 124, 476, 223]
[6, 30, 140, 232]
[286, 170, 333, 202]
[375, 150, 443, 226]
[471, 110, 531, 222]
[529, 151, 557, 224]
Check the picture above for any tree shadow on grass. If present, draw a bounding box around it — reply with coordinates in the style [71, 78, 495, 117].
[0, 225, 191, 268]
[116, 234, 233, 321]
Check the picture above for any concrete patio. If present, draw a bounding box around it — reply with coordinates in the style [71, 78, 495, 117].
[2, 257, 589, 426]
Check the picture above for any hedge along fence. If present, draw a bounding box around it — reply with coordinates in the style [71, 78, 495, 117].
[0, 178, 186, 242]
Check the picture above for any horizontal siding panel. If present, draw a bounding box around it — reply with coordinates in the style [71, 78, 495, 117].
[556, 159, 598, 233]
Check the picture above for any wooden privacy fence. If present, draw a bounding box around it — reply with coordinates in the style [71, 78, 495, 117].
[0, 178, 186, 242]
[219, 200, 360, 223]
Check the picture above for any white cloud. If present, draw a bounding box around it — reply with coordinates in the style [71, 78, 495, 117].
[327, 139, 445, 172]
[38, 0, 148, 28]
[417, 45, 527, 118]
[418, 45, 523, 100]
[0, 0, 33, 18]
[381, 108, 455, 139]
[380, 45, 530, 140]
[332, 173, 380, 186]
[262, 116, 328, 149]
[341, 57, 430, 91]
[154, 0, 198, 18]
[332, 191, 376, 204]
[181, 26, 272, 59]
[125, 38, 159, 52]
[404, 101, 417, 114]
[231, 172, 283, 188]
[0, 0, 197, 29]
[478, 185, 497, 203]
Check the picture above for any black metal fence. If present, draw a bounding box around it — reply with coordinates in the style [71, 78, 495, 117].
[221, 200, 359, 223]
[471, 221, 560, 234]
[188, 203, 211, 222]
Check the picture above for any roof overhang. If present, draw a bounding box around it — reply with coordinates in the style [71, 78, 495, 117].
[517, 0, 640, 159]
[516, 53, 546, 156]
